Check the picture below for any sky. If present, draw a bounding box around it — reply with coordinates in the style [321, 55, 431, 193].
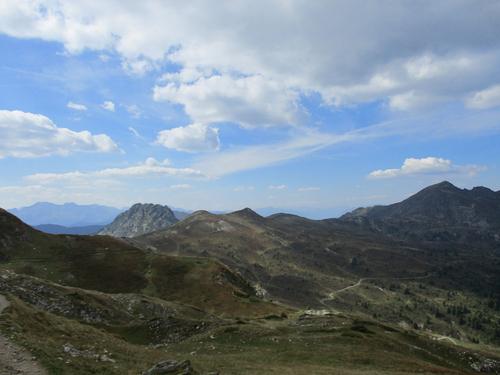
[0, 1, 500, 218]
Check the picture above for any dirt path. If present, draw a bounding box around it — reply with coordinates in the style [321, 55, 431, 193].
[320, 273, 433, 304]
[0, 294, 48, 375]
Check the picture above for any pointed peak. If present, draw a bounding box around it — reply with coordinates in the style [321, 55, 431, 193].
[431, 181, 457, 189]
[420, 181, 460, 194]
[228, 207, 263, 220]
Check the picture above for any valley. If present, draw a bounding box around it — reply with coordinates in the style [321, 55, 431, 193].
[0, 182, 499, 374]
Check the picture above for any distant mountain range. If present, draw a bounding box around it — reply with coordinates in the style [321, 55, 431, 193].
[98, 203, 179, 238]
[8, 202, 123, 227]
[33, 224, 104, 235]
[1, 181, 500, 373]
[7, 202, 191, 234]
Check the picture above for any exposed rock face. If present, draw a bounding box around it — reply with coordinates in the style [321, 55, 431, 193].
[341, 181, 500, 245]
[142, 360, 197, 375]
[98, 203, 178, 238]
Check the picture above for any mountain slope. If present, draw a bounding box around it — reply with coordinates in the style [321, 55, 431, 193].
[0, 208, 278, 317]
[136, 208, 432, 307]
[136, 198, 500, 345]
[8, 202, 122, 226]
[34, 223, 103, 235]
[341, 181, 500, 245]
[98, 203, 178, 238]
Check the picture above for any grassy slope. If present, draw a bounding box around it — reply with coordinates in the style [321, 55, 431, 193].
[2, 295, 497, 374]
[137, 210, 500, 346]
[0, 209, 281, 318]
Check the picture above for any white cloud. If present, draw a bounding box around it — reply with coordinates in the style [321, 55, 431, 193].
[125, 104, 141, 118]
[156, 123, 220, 153]
[368, 157, 485, 179]
[192, 110, 500, 178]
[388, 91, 444, 111]
[298, 187, 320, 192]
[101, 101, 115, 112]
[25, 157, 203, 185]
[193, 128, 360, 178]
[269, 184, 287, 190]
[67, 101, 87, 111]
[3, 2, 499, 116]
[0, 109, 117, 158]
[466, 84, 500, 109]
[170, 183, 192, 190]
[154, 74, 301, 128]
[99, 54, 111, 62]
[128, 126, 142, 138]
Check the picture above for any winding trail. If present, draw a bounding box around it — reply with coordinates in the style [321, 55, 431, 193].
[320, 273, 433, 304]
[0, 294, 47, 375]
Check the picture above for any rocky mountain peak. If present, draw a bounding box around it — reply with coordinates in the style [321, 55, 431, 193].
[341, 181, 500, 245]
[98, 203, 178, 238]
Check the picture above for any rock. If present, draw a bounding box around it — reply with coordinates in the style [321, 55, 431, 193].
[143, 359, 197, 375]
[98, 203, 178, 238]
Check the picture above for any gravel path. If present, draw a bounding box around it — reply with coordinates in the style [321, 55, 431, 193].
[0, 294, 48, 375]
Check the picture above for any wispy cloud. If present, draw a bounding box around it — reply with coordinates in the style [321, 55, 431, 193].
[101, 100, 115, 112]
[25, 158, 203, 185]
[67, 101, 87, 111]
[170, 183, 192, 189]
[193, 109, 500, 178]
[128, 126, 142, 138]
[298, 187, 320, 192]
[269, 184, 287, 190]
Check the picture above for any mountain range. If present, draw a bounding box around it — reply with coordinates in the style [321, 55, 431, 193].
[7, 202, 191, 234]
[341, 181, 500, 246]
[1, 181, 500, 374]
[8, 202, 123, 227]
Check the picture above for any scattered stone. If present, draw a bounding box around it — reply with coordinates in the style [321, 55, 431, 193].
[142, 359, 197, 375]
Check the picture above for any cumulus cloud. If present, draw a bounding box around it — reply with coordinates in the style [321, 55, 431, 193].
[156, 123, 220, 153]
[368, 157, 485, 179]
[466, 84, 500, 109]
[2, 1, 500, 117]
[26, 157, 203, 184]
[67, 101, 87, 111]
[0, 109, 117, 158]
[101, 101, 115, 112]
[154, 74, 301, 128]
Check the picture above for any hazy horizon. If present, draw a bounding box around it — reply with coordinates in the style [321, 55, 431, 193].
[1, 1, 500, 216]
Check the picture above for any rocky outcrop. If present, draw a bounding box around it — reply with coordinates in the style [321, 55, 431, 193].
[142, 360, 196, 375]
[98, 203, 178, 238]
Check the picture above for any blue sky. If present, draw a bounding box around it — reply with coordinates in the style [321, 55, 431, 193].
[1, 1, 500, 218]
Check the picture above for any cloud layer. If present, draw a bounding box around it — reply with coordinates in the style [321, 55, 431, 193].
[368, 157, 485, 179]
[0, 110, 117, 158]
[26, 157, 202, 184]
[2, 0, 500, 132]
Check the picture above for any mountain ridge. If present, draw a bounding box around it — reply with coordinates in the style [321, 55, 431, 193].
[8, 202, 123, 227]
